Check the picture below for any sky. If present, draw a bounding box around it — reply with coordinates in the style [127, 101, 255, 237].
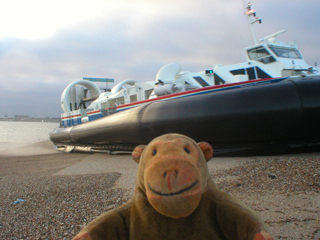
[0, 0, 319, 118]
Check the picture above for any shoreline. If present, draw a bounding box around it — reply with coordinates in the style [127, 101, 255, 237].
[0, 141, 319, 239]
[0, 118, 60, 123]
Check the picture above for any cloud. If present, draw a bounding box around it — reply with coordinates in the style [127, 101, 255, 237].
[0, 0, 319, 118]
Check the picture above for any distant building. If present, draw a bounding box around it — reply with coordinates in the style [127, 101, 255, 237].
[0, 115, 60, 122]
[14, 115, 32, 120]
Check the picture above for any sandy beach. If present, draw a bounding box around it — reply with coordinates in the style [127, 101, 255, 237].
[0, 140, 319, 239]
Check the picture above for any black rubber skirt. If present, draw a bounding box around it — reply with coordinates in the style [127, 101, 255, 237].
[50, 77, 320, 155]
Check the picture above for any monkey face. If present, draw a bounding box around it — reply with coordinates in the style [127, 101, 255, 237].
[132, 134, 213, 218]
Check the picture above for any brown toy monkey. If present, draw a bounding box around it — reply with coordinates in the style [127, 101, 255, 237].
[73, 133, 273, 240]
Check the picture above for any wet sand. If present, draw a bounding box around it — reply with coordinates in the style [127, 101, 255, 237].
[0, 141, 319, 239]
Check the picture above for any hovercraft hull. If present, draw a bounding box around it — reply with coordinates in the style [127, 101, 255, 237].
[50, 77, 320, 155]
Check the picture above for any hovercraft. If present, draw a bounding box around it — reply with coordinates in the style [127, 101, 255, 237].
[50, 3, 320, 155]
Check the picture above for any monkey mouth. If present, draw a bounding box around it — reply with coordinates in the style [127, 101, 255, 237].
[147, 180, 199, 197]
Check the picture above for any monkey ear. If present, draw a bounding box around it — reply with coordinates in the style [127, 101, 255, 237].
[198, 142, 214, 162]
[132, 145, 146, 163]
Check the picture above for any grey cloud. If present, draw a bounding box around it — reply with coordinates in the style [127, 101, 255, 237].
[0, 0, 319, 117]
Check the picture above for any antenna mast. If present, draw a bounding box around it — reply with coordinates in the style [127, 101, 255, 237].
[244, 2, 262, 44]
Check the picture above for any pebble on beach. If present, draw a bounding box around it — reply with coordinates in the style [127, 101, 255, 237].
[211, 156, 320, 240]
[0, 153, 319, 239]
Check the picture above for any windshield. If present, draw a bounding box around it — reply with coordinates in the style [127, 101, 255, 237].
[247, 47, 276, 64]
[269, 46, 302, 59]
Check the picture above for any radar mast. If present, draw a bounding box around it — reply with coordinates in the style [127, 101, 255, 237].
[244, 2, 262, 44]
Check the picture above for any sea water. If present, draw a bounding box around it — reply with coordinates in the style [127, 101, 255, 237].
[0, 121, 59, 151]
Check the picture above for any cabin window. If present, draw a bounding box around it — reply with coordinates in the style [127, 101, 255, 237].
[101, 102, 107, 109]
[130, 94, 137, 103]
[248, 47, 269, 59]
[247, 67, 256, 80]
[247, 47, 276, 64]
[107, 99, 116, 108]
[214, 73, 226, 85]
[256, 67, 271, 79]
[193, 77, 209, 87]
[230, 67, 270, 80]
[115, 97, 125, 105]
[230, 69, 245, 75]
[230, 68, 256, 80]
[269, 46, 302, 59]
[145, 89, 153, 99]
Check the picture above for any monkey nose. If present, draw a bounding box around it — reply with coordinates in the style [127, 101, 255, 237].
[163, 170, 179, 191]
[163, 169, 179, 178]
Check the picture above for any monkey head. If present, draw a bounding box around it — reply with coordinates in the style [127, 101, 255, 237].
[132, 133, 213, 219]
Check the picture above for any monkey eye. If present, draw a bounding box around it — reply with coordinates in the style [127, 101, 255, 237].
[184, 147, 190, 154]
[152, 149, 157, 156]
